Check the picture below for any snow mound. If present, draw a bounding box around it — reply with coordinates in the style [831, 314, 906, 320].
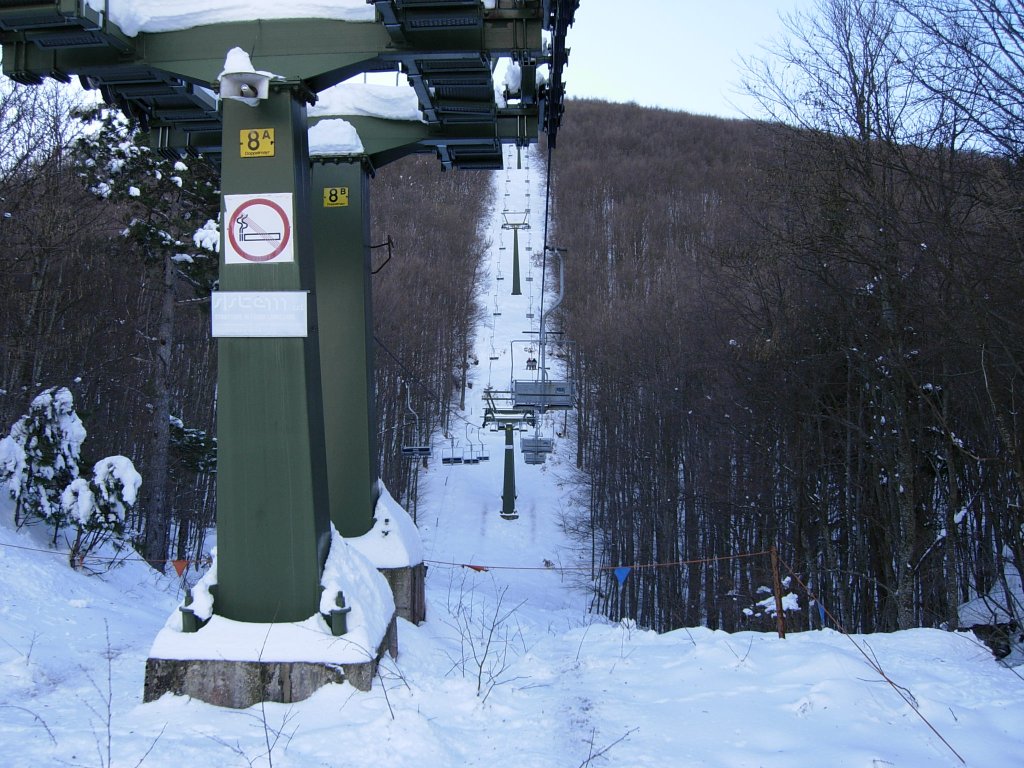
[348, 481, 424, 568]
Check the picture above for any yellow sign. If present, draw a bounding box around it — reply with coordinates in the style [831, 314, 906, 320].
[240, 128, 275, 158]
[323, 186, 350, 207]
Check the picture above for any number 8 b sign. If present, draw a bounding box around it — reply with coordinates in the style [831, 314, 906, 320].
[323, 186, 349, 208]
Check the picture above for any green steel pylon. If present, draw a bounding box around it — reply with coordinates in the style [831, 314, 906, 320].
[215, 88, 330, 623]
[500, 425, 518, 520]
[501, 211, 529, 298]
[310, 159, 378, 538]
[511, 228, 522, 296]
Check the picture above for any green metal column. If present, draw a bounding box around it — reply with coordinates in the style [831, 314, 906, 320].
[500, 425, 518, 520]
[511, 228, 522, 296]
[215, 89, 331, 623]
[310, 159, 378, 538]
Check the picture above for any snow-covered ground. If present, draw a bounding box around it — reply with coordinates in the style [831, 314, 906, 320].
[2, 146, 1023, 768]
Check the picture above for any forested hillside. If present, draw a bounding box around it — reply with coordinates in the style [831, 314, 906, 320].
[553, 92, 1023, 634]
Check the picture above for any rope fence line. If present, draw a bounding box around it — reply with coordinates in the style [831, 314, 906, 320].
[3, 537, 777, 577]
[0, 539, 209, 573]
[2, 538, 773, 575]
[424, 549, 771, 573]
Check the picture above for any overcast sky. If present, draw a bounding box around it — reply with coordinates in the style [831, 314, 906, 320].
[563, 0, 816, 119]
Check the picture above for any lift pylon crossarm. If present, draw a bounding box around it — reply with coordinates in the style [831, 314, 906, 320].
[539, 0, 579, 146]
[0, 1, 132, 61]
[501, 211, 530, 229]
[482, 388, 536, 429]
[1, 1, 574, 169]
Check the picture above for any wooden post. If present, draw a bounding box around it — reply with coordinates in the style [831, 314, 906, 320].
[770, 546, 786, 639]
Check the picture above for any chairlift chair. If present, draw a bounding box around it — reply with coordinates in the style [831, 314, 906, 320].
[402, 442, 432, 460]
[400, 387, 432, 459]
[441, 436, 464, 465]
[521, 419, 554, 463]
[512, 379, 575, 411]
[462, 426, 480, 464]
[521, 435, 554, 454]
[510, 248, 576, 412]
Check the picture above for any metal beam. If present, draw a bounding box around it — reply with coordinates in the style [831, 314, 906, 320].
[2, 5, 566, 160]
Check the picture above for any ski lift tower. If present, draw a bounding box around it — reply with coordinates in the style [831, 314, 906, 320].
[501, 209, 530, 296]
[2, 0, 579, 706]
[483, 387, 535, 520]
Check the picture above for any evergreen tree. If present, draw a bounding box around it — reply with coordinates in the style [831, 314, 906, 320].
[1, 386, 142, 567]
[61, 455, 142, 568]
[74, 107, 219, 569]
[0, 386, 86, 541]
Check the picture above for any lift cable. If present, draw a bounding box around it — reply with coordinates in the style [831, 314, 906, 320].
[374, 334, 484, 435]
[376, 113, 565, 451]
[538, 139, 554, 333]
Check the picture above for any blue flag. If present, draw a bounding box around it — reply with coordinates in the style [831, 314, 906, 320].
[614, 566, 632, 586]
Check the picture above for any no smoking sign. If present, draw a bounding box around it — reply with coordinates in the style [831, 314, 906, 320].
[224, 193, 294, 264]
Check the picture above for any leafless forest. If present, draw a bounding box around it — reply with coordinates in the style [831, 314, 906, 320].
[553, 1, 1024, 634]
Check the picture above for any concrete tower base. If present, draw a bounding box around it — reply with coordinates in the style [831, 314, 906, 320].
[143, 617, 396, 708]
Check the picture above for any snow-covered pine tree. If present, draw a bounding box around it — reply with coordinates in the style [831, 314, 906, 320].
[61, 455, 142, 568]
[0, 386, 143, 567]
[0, 386, 86, 542]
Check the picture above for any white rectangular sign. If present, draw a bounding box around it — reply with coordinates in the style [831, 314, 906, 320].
[211, 291, 308, 338]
